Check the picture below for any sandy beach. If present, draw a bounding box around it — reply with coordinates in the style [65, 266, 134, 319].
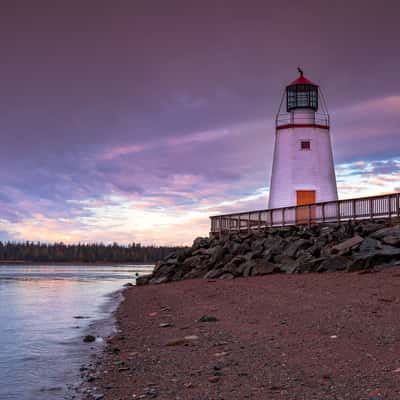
[86, 269, 400, 399]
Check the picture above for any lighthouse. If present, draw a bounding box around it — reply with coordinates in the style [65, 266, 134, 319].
[268, 69, 338, 211]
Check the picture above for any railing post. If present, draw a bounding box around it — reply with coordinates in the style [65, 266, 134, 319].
[308, 205, 311, 227]
[322, 203, 326, 223]
[270, 210, 273, 227]
[370, 198, 374, 219]
[238, 214, 241, 232]
[248, 213, 251, 233]
[352, 199, 356, 220]
[258, 211, 262, 230]
[282, 208, 285, 226]
[218, 216, 222, 236]
[397, 193, 400, 217]
[337, 201, 341, 222]
[388, 195, 392, 220]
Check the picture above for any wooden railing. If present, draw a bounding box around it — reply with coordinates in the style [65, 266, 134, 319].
[210, 192, 400, 236]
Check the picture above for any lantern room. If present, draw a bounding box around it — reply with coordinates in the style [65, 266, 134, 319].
[276, 68, 329, 129]
[286, 71, 318, 112]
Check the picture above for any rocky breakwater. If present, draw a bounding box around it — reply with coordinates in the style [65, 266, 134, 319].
[137, 219, 400, 285]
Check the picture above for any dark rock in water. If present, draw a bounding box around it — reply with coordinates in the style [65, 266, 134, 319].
[83, 335, 96, 343]
[123, 282, 134, 287]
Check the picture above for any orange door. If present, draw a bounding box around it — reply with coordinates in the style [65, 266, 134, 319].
[296, 190, 316, 224]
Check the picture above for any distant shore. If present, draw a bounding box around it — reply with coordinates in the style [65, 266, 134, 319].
[0, 260, 155, 266]
[85, 269, 400, 399]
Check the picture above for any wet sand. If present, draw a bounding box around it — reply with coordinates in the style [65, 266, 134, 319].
[87, 269, 400, 399]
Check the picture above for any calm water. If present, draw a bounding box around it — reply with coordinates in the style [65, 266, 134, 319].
[0, 264, 153, 400]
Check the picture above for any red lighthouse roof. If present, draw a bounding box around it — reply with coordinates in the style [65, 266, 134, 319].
[288, 68, 318, 86]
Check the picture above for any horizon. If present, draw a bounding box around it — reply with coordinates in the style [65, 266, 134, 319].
[1, 1, 400, 246]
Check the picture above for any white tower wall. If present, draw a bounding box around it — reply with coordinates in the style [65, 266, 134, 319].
[268, 125, 338, 209]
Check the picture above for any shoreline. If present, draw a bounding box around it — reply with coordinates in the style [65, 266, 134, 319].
[85, 268, 400, 399]
[73, 287, 128, 400]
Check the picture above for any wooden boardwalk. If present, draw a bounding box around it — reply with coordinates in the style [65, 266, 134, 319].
[210, 192, 400, 236]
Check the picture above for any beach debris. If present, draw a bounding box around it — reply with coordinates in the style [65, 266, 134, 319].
[83, 335, 96, 343]
[184, 335, 199, 341]
[159, 322, 173, 328]
[198, 315, 219, 323]
[74, 315, 90, 319]
[143, 387, 159, 398]
[149, 312, 158, 317]
[330, 335, 338, 339]
[214, 351, 229, 357]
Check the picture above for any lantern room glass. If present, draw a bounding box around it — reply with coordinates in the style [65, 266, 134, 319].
[286, 84, 318, 112]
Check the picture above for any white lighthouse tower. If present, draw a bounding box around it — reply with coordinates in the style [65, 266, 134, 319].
[268, 69, 338, 210]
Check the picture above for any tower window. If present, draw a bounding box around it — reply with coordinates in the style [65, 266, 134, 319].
[301, 140, 311, 150]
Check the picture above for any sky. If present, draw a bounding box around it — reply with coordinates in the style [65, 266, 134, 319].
[0, 0, 399, 245]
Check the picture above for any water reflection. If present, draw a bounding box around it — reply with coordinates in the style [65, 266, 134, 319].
[0, 264, 153, 400]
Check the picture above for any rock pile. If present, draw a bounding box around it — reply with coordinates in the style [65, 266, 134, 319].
[137, 219, 400, 285]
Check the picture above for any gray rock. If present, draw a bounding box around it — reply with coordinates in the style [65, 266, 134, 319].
[371, 225, 400, 240]
[317, 255, 350, 272]
[209, 245, 226, 265]
[219, 272, 235, 280]
[192, 237, 210, 250]
[347, 246, 400, 272]
[135, 275, 151, 286]
[233, 241, 251, 255]
[149, 276, 169, 285]
[382, 235, 400, 247]
[283, 239, 312, 257]
[204, 268, 224, 279]
[330, 235, 363, 254]
[356, 221, 385, 236]
[299, 257, 326, 273]
[358, 237, 382, 254]
[251, 260, 281, 276]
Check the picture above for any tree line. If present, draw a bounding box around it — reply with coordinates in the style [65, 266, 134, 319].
[0, 241, 184, 264]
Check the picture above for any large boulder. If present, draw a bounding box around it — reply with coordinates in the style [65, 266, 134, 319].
[317, 255, 350, 272]
[192, 237, 210, 251]
[330, 235, 363, 255]
[371, 226, 400, 240]
[251, 260, 281, 276]
[347, 245, 400, 272]
[239, 259, 281, 277]
[283, 239, 313, 257]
